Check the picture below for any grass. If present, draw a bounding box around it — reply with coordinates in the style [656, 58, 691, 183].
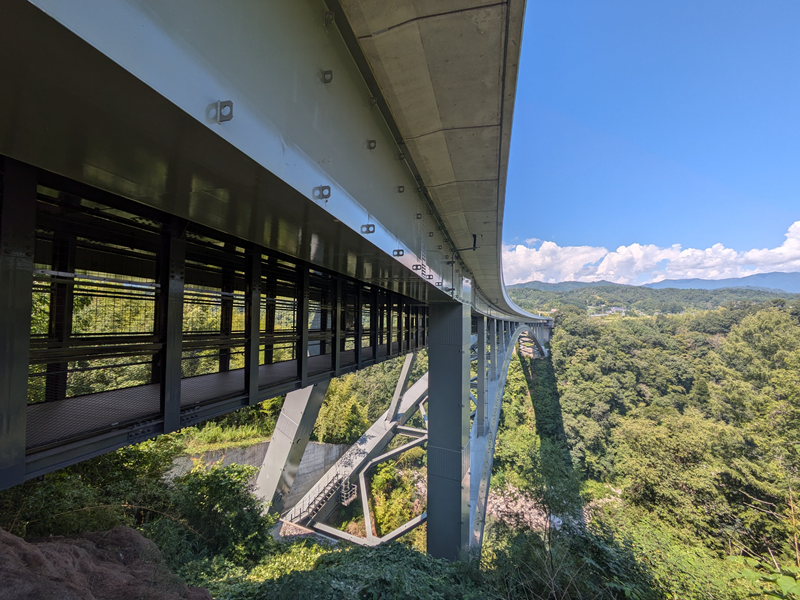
[177, 422, 271, 456]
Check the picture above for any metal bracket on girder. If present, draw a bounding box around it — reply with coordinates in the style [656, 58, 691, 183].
[206, 100, 233, 124]
[312, 186, 331, 202]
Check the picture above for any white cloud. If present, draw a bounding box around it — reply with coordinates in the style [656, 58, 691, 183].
[503, 221, 800, 285]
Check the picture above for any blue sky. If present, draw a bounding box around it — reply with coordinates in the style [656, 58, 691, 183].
[503, 0, 800, 284]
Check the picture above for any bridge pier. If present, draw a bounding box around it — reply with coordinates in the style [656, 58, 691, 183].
[256, 380, 331, 516]
[427, 302, 472, 560]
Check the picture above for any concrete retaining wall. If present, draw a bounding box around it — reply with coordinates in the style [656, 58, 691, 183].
[172, 441, 349, 510]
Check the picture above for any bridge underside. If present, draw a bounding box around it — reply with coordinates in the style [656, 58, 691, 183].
[0, 0, 553, 561]
[0, 160, 428, 487]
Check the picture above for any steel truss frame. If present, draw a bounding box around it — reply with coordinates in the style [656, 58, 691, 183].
[276, 318, 546, 559]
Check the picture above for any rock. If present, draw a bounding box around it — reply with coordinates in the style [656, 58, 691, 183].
[0, 526, 211, 600]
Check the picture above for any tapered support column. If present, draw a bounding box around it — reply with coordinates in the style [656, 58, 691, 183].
[427, 301, 471, 560]
[386, 351, 416, 422]
[0, 159, 37, 489]
[476, 316, 487, 436]
[256, 380, 330, 514]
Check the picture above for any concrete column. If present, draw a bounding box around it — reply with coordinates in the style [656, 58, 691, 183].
[256, 380, 330, 515]
[476, 315, 487, 436]
[427, 301, 471, 560]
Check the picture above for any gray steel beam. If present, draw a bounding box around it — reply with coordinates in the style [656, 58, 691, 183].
[297, 266, 309, 386]
[245, 248, 262, 405]
[157, 218, 186, 434]
[0, 159, 37, 488]
[427, 301, 471, 560]
[256, 380, 330, 515]
[386, 351, 416, 422]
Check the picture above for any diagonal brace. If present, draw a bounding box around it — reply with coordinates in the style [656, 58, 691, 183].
[386, 351, 416, 422]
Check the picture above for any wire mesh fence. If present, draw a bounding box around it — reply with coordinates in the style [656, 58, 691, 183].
[22, 178, 428, 452]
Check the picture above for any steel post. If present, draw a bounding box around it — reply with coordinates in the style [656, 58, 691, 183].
[370, 287, 378, 362]
[157, 218, 186, 434]
[397, 296, 404, 354]
[45, 226, 76, 402]
[264, 257, 276, 365]
[333, 277, 342, 375]
[297, 266, 309, 386]
[219, 247, 234, 372]
[256, 380, 331, 515]
[355, 284, 363, 367]
[0, 159, 37, 488]
[427, 301, 471, 560]
[245, 248, 262, 405]
[387, 292, 394, 357]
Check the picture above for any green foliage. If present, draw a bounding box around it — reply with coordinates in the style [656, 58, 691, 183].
[0, 435, 183, 538]
[313, 374, 371, 444]
[483, 520, 660, 600]
[252, 543, 486, 600]
[523, 299, 800, 598]
[313, 350, 429, 444]
[731, 557, 800, 599]
[166, 463, 276, 564]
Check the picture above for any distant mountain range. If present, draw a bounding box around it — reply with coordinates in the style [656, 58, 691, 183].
[508, 271, 800, 294]
[507, 280, 621, 292]
[644, 272, 800, 293]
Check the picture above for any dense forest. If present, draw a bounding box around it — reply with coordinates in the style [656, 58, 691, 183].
[509, 283, 795, 316]
[502, 289, 800, 598]
[4, 288, 800, 598]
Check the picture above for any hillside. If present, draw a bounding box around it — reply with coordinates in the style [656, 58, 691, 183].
[644, 271, 800, 293]
[506, 280, 617, 291]
[508, 283, 796, 316]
